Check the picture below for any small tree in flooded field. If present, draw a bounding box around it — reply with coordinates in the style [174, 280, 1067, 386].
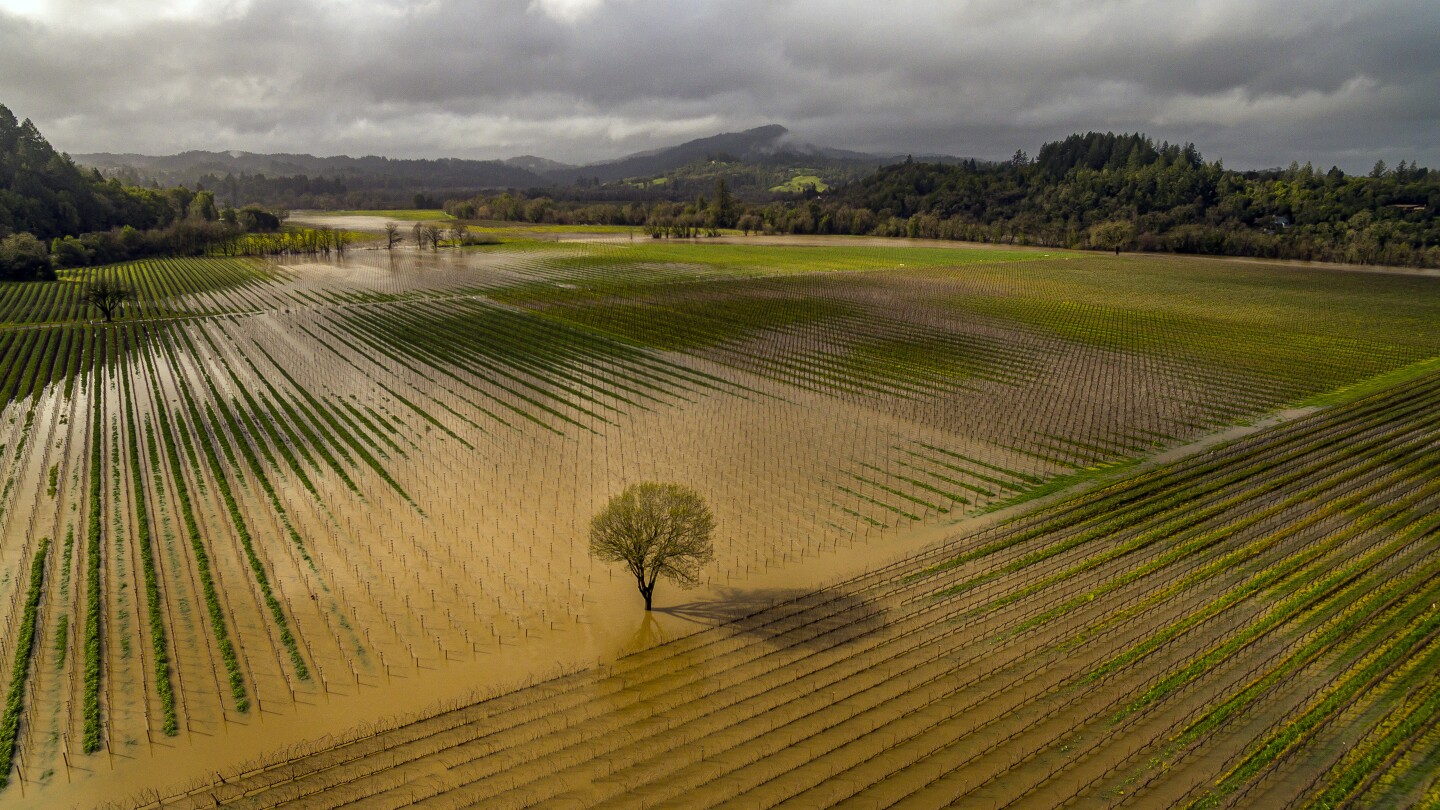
[422, 224, 444, 251]
[590, 482, 715, 611]
[385, 222, 401, 250]
[82, 279, 134, 322]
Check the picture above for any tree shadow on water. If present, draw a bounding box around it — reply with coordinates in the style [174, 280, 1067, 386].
[653, 587, 887, 651]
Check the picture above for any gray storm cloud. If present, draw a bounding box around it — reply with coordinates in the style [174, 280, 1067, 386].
[1, 0, 1436, 171]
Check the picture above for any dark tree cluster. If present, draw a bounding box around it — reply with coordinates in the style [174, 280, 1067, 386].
[97, 153, 542, 210]
[0, 103, 290, 278]
[46, 211, 286, 270]
[738, 133, 1440, 267]
[188, 171, 348, 210]
[444, 178, 744, 237]
[437, 134, 1437, 268]
[0, 233, 51, 281]
[0, 104, 198, 249]
[445, 191, 650, 226]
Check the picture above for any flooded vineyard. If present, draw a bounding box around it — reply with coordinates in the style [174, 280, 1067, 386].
[0, 239, 1437, 806]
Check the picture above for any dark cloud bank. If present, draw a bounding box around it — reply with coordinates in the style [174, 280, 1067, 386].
[2, 0, 1436, 172]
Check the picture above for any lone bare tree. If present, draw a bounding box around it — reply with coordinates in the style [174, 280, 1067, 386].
[589, 482, 715, 611]
[412, 222, 423, 248]
[384, 222, 401, 250]
[422, 224, 444, 251]
[82, 279, 135, 323]
[449, 222, 469, 246]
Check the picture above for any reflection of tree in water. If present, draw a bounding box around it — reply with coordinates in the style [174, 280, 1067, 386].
[627, 612, 670, 651]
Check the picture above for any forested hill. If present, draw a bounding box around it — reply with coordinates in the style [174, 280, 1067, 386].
[7, 108, 1439, 269]
[812, 133, 1439, 267]
[75, 124, 894, 206]
[0, 103, 176, 242]
[76, 150, 546, 203]
[0, 105, 295, 280]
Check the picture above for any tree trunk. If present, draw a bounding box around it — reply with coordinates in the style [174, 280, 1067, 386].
[638, 576, 653, 611]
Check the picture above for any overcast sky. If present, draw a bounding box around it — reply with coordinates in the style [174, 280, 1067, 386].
[1, 0, 1436, 172]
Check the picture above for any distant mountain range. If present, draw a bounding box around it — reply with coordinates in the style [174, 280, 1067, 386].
[75, 125, 967, 197]
[520, 124, 902, 185]
[75, 150, 544, 190]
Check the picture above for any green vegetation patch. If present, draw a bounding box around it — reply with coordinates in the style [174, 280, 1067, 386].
[833, 331, 1030, 390]
[770, 174, 830, 193]
[536, 292, 857, 352]
[0, 537, 50, 787]
[465, 222, 639, 234]
[0, 256, 284, 328]
[491, 241, 1047, 306]
[279, 225, 375, 242]
[940, 256, 1440, 404]
[940, 255, 1440, 346]
[1298, 355, 1440, 408]
[613, 241, 1039, 275]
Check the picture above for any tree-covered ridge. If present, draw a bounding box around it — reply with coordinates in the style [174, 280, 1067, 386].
[809, 133, 1439, 267]
[0, 104, 297, 279]
[0, 103, 179, 243]
[436, 133, 1437, 269]
[8, 105, 1438, 269]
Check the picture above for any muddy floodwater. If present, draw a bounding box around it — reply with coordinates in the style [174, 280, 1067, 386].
[2, 238, 1438, 807]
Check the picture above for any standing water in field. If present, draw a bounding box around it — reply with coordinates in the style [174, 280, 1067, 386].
[2, 239, 1439, 805]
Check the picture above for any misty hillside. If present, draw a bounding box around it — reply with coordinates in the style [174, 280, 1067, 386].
[75, 125, 937, 203]
[541, 125, 887, 184]
[75, 150, 547, 191]
[502, 155, 573, 175]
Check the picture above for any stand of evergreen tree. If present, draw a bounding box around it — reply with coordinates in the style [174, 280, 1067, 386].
[0, 103, 280, 280]
[749, 134, 1439, 267]
[439, 134, 1436, 268]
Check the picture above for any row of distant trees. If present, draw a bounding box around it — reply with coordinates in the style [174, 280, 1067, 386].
[444, 178, 740, 231]
[445, 181, 775, 241]
[0, 103, 306, 280]
[433, 134, 1438, 266]
[382, 221, 496, 251]
[5, 213, 497, 278]
[0, 186, 290, 279]
[8, 94, 1434, 272]
[777, 136, 1440, 266]
[212, 224, 349, 258]
[1, 218, 263, 281]
[46, 205, 283, 267]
